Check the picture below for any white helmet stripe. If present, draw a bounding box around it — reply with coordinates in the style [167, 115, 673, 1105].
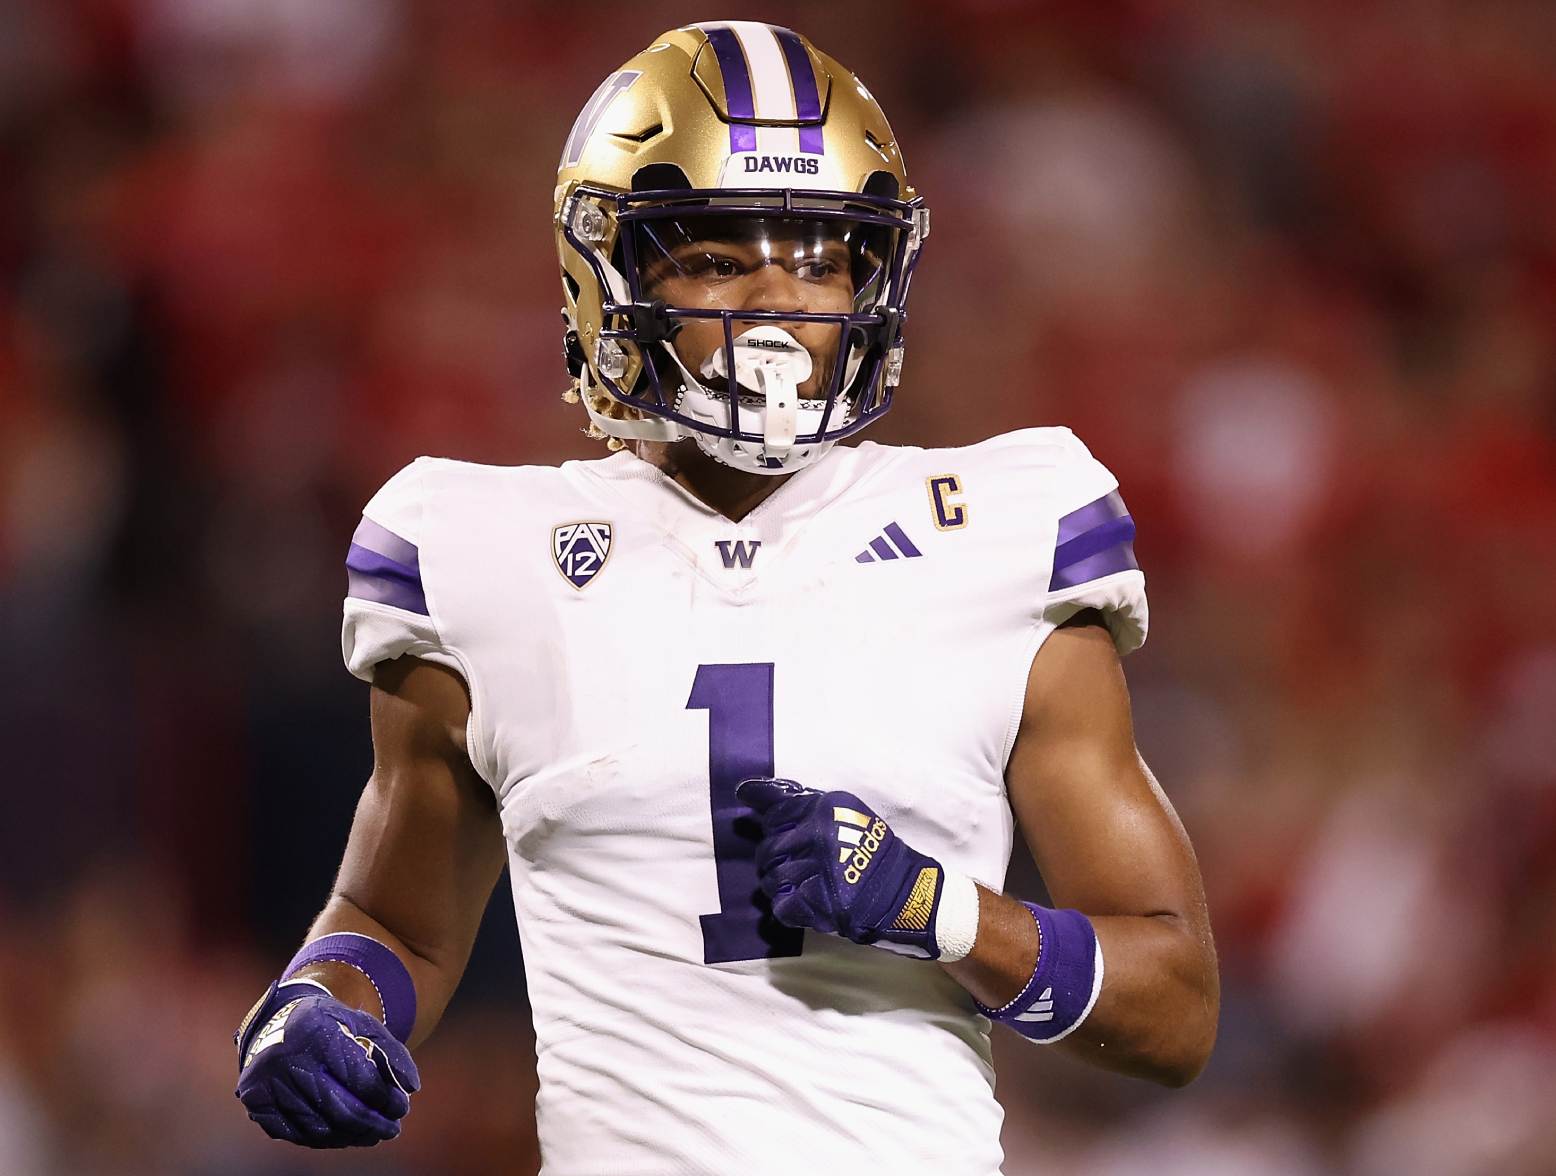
[723, 22, 801, 157]
[724, 22, 796, 120]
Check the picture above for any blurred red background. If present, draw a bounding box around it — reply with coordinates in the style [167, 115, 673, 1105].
[2, 1, 1555, 1172]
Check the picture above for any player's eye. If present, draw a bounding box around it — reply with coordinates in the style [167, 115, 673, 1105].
[679, 252, 743, 280]
[795, 258, 841, 281]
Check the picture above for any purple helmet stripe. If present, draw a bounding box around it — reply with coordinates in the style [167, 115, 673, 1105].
[774, 28, 824, 154]
[347, 543, 429, 615]
[702, 26, 758, 153]
[351, 516, 419, 569]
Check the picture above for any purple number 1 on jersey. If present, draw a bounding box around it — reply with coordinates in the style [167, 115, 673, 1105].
[688, 663, 805, 964]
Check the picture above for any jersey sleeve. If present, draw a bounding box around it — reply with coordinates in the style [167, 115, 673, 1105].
[341, 458, 464, 683]
[1041, 432, 1148, 655]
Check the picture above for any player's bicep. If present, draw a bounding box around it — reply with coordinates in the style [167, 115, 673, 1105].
[334, 656, 506, 972]
[1006, 617, 1204, 925]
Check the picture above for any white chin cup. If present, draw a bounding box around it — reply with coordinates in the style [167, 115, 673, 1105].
[672, 326, 843, 475]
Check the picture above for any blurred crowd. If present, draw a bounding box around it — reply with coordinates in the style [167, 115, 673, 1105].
[3, 0, 1555, 1172]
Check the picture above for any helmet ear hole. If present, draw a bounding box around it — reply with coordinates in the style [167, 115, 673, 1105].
[863, 171, 899, 200]
[563, 330, 586, 379]
[632, 163, 692, 191]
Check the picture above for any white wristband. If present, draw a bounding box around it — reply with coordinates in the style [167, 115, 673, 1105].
[933, 868, 980, 963]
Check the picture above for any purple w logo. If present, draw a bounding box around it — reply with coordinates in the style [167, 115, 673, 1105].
[715, 540, 761, 570]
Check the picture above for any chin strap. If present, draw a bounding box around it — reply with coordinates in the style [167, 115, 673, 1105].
[746, 358, 799, 461]
[577, 363, 684, 442]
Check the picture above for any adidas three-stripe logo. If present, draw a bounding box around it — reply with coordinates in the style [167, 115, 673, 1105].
[1014, 988, 1056, 1023]
[835, 805, 888, 885]
[835, 806, 872, 861]
[854, 522, 922, 563]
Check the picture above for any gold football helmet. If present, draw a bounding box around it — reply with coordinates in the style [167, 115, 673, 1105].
[554, 21, 929, 474]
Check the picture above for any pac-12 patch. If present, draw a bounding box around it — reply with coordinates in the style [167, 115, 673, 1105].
[553, 522, 612, 589]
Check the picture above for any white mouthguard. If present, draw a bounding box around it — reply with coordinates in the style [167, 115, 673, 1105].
[700, 326, 814, 460]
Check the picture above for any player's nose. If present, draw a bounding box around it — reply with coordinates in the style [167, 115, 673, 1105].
[735, 260, 809, 313]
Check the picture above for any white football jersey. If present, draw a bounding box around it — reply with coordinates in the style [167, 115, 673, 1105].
[341, 427, 1147, 1176]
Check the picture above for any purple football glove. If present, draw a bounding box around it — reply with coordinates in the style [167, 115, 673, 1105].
[235, 980, 420, 1148]
[737, 777, 953, 959]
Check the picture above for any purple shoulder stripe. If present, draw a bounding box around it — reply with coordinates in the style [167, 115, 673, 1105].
[346, 517, 428, 615]
[1056, 490, 1127, 545]
[351, 516, 419, 569]
[1050, 492, 1139, 591]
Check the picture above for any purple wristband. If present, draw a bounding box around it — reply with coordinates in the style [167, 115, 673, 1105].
[282, 932, 418, 1043]
[975, 903, 1103, 1044]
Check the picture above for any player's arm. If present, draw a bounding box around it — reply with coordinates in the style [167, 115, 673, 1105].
[292, 655, 508, 1044]
[941, 612, 1219, 1085]
[234, 655, 507, 1146]
[739, 612, 1217, 1088]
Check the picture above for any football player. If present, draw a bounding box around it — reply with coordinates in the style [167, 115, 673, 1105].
[235, 21, 1218, 1173]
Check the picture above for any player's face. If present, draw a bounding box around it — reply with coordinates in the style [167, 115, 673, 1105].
[638, 217, 875, 398]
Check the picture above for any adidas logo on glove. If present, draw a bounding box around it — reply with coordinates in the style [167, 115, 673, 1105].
[737, 777, 979, 963]
[834, 805, 888, 884]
